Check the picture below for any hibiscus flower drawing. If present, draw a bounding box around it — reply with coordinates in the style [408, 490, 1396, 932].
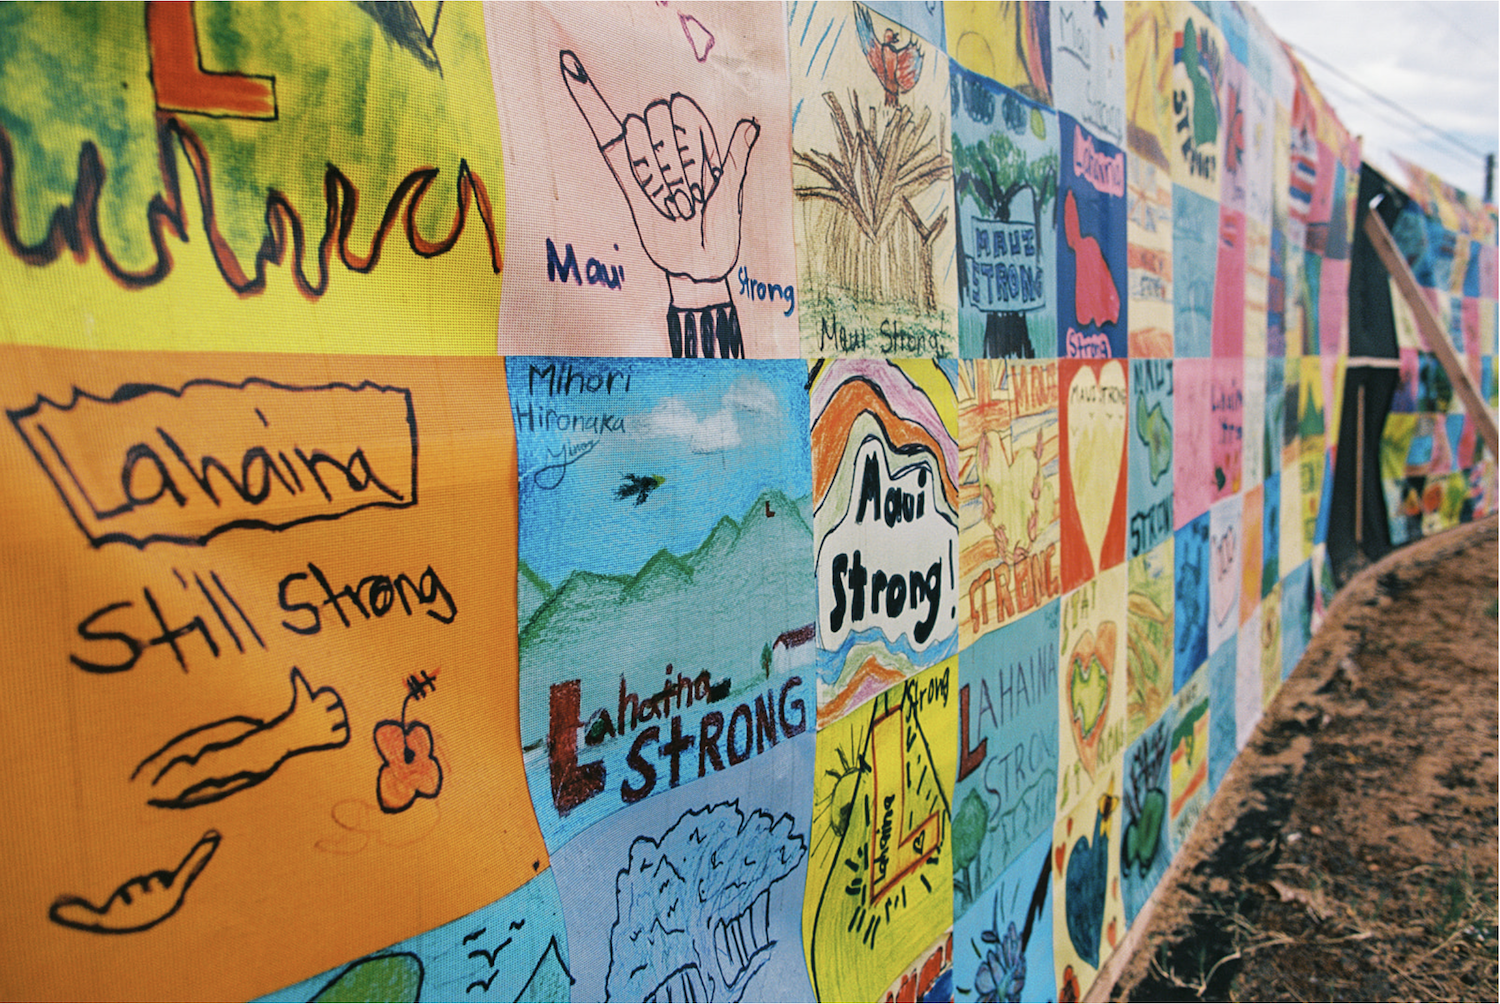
[374, 719, 443, 813]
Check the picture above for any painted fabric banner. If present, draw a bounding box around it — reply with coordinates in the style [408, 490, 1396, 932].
[789, 2, 960, 358]
[488, 3, 802, 359]
[1378, 162, 1498, 545]
[0, 2, 1417, 1002]
[0, 350, 545, 1000]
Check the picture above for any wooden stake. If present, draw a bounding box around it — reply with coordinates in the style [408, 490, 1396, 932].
[1362, 205, 1500, 457]
[1355, 382, 1365, 545]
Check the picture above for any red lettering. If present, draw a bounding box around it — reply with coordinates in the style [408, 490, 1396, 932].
[957, 684, 987, 782]
[548, 680, 604, 814]
[147, 1, 277, 119]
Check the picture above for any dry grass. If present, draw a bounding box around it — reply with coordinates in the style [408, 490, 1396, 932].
[793, 90, 950, 310]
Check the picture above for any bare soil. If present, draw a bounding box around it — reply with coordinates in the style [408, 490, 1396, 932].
[1108, 516, 1499, 1003]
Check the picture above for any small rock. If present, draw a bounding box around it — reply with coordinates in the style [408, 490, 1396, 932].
[1310, 825, 1323, 836]
[1268, 878, 1328, 919]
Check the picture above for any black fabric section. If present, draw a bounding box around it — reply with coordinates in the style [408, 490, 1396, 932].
[1347, 163, 1410, 359]
[1327, 366, 1399, 584]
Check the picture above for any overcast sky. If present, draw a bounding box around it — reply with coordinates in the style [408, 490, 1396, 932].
[1253, 0, 1499, 201]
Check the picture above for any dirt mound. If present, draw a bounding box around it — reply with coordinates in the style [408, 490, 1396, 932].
[1108, 517, 1498, 1003]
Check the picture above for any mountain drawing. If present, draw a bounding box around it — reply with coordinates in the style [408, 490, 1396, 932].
[518, 490, 816, 745]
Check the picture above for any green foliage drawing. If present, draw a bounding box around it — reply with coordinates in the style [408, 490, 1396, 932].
[952, 124, 1057, 354]
[951, 787, 988, 910]
[1180, 17, 1221, 148]
[952, 129, 1057, 235]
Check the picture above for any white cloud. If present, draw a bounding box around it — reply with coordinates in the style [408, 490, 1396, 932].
[639, 373, 781, 454]
[641, 397, 742, 453]
[724, 373, 778, 415]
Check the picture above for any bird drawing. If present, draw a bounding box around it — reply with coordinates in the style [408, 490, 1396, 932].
[854, 3, 924, 107]
[615, 473, 666, 506]
[1064, 782, 1119, 968]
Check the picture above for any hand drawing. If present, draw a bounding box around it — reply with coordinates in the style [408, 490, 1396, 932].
[1135, 388, 1173, 486]
[49, 830, 220, 934]
[1066, 623, 1115, 778]
[374, 671, 443, 813]
[678, 13, 715, 61]
[561, 50, 759, 358]
[1121, 726, 1169, 878]
[132, 667, 350, 809]
[962, 857, 1051, 1002]
[1063, 189, 1120, 327]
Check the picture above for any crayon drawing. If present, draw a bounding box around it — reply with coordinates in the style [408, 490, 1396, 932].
[804, 662, 956, 1002]
[508, 358, 816, 848]
[1208, 495, 1242, 659]
[1056, 564, 1127, 819]
[1207, 639, 1238, 796]
[1127, 157, 1175, 357]
[1171, 358, 1214, 525]
[0, 2, 506, 354]
[1123, 0, 1173, 171]
[1169, 10, 1224, 199]
[955, 360, 1061, 649]
[0, 352, 547, 1000]
[1166, 667, 1209, 851]
[953, 603, 1060, 914]
[1127, 358, 1173, 559]
[953, 830, 1056, 1004]
[1119, 709, 1173, 925]
[1172, 186, 1219, 358]
[1049, 1, 1125, 147]
[1058, 116, 1128, 360]
[1240, 484, 1264, 625]
[258, 869, 573, 1003]
[488, 3, 801, 357]
[1051, 759, 1124, 993]
[1125, 543, 1173, 744]
[811, 360, 960, 725]
[952, 67, 1059, 359]
[1172, 511, 1211, 692]
[791, 2, 958, 357]
[944, 1, 1053, 105]
[1059, 359, 1128, 591]
[881, 932, 955, 1002]
[549, 730, 817, 1003]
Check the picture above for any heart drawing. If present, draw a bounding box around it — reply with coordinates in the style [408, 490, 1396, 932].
[1067, 361, 1127, 576]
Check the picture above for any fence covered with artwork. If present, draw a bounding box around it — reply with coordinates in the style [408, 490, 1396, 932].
[0, 2, 1493, 1001]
